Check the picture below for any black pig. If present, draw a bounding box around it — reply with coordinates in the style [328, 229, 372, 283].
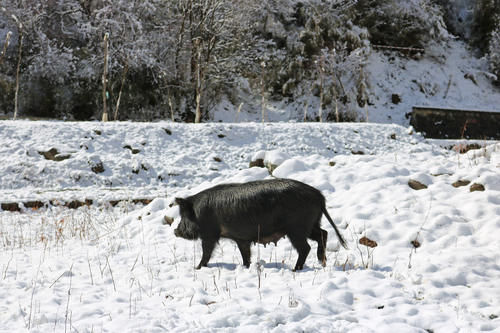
[174, 178, 347, 271]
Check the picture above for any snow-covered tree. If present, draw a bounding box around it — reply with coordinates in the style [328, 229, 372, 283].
[0, 0, 496, 121]
[354, 0, 446, 48]
[470, 0, 498, 53]
[490, 28, 500, 85]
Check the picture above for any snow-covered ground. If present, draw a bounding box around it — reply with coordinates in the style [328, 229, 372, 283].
[1, 121, 499, 332]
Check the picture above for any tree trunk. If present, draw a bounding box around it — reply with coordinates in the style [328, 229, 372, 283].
[318, 58, 324, 123]
[194, 40, 202, 123]
[0, 31, 12, 65]
[101, 33, 109, 122]
[260, 61, 267, 122]
[114, 59, 128, 121]
[13, 30, 23, 120]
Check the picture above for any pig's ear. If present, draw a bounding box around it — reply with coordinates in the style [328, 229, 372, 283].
[175, 197, 192, 210]
[175, 198, 196, 219]
[175, 197, 186, 206]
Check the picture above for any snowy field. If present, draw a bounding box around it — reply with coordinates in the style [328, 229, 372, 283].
[0, 120, 499, 332]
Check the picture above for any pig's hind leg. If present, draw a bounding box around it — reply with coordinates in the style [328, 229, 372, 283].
[309, 226, 328, 266]
[287, 233, 311, 271]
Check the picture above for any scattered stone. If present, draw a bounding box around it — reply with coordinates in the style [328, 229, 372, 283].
[464, 73, 478, 85]
[431, 172, 453, 177]
[490, 314, 499, 320]
[56, 154, 71, 161]
[408, 179, 427, 190]
[329, 161, 336, 167]
[1, 202, 20, 212]
[359, 236, 378, 248]
[90, 161, 105, 174]
[451, 143, 482, 154]
[452, 180, 471, 188]
[2, 198, 150, 211]
[123, 145, 140, 154]
[163, 128, 172, 135]
[217, 134, 226, 138]
[24, 201, 46, 210]
[38, 148, 71, 161]
[163, 216, 174, 225]
[133, 199, 152, 205]
[391, 94, 401, 104]
[390, 133, 397, 140]
[213, 157, 222, 162]
[249, 158, 265, 168]
[132, 164, 148, 174]
[470, 183, 485, 192]
[351, 150, 365, 155]
[109, 199, 152, 207]
[65, 199, 93, 209]
[93, 129, 102, 135]
[40, 148, 56, 159]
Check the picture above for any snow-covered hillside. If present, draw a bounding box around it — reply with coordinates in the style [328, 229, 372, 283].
[1, 121, 499, 332]
[365, 40, 500, 124]
[213, 40, 500, 125]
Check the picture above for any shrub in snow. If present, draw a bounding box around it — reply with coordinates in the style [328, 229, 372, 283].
[436, 0, 474, 40]
[489, 28, 500, 85]
[354, 0, 445, 48]
[470, 0, 499, 53]
[439, 0, 499, 53]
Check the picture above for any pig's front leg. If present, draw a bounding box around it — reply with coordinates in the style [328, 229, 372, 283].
[196, 238, 217, 269]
